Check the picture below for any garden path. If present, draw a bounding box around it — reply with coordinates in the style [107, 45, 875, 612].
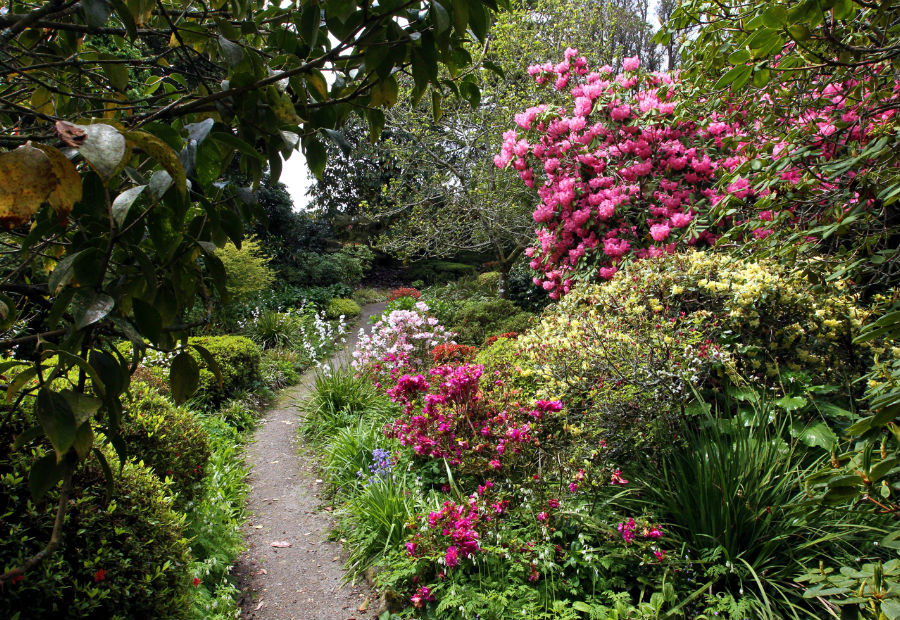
[234, 302, 387, 620]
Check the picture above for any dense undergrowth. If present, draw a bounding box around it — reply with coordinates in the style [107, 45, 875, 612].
[303, 253, 897, 620]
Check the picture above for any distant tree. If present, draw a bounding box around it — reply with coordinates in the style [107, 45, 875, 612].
[367, 0, 663, 295]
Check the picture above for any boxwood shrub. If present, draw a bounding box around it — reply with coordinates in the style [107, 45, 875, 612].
[120, 382, 211, 508]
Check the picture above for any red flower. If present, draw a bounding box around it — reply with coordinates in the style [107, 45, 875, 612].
[10, 573, 25, 585]
[193, 577, 202, 587]
[388, 287, 421, 301]
[93, 569, 106, 582]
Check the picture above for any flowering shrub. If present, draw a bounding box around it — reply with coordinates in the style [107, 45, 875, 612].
[385, 363, 562, 474]
[352, 301, 455, 385]
[497, 51, 738, 297]
[388, 287, 422, 302]
[431, 343, 477, 365]
[483, 332, 519, 347]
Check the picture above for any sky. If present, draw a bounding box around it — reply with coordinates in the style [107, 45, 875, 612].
[280, 151, 312, 211]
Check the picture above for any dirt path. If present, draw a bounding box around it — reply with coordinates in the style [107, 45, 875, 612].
[234, 302, 387, 620]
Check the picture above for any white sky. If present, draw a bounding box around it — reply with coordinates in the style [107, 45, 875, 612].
[280, 151, 312, 210]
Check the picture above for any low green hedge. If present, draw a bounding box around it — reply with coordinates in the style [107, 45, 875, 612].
[448, 299, 534, 346]
[188, 335, 261, 408]
[325, 297, 362, 320]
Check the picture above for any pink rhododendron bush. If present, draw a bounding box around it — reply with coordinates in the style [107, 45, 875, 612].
[496, 51, 737, 297]
[499, 50, 900, 299]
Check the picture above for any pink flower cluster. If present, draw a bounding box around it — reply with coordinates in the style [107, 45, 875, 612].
[352, 302, 455, 384]
[386, 363, 562, 472]
[498, 51, 734, 297]
[617, 517, 665, 560]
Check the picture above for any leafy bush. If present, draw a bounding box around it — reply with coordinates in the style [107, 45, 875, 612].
[286, 245, 373, 287]
[215, 238, 275, 302]
[341, 475, 418, 575]
[1, 447, 192, 619]
[388, 287, 422, 301]
[506, 256, 551, 313]
[352, 287, 386, 305]
[216, 398, 262, 432]
[476, 271, 501, 294]
[565, 250, 868, 385]
[448, 298, 533, 346]
[185, 415, 249, 620]
[325, 417, 399, 496]
[189, 336, 262, 408]
[246, 310, 303, 349]
[121, 382, 211, 508]
[260, 349, 301, 391]
[408, 260, 476, 285]
[352, 302, 455, 384]
[431, 343, 477, 365]
[325, 298, 362, 320]
[634, 409, 875, 619]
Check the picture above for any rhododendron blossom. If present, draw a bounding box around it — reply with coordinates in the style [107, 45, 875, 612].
[498, 51, 736, 297]
[352, 303, 455, 383]
[385, 363, 562, 472]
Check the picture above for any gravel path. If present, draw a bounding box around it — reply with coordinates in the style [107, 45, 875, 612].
[234, 302, 387, 620]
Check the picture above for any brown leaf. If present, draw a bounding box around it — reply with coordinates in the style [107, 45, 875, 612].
[55, 121, 87, 147]
[0, 145, 56, 229]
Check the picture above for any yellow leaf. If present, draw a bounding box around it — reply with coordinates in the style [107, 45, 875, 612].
[0, 145, 56, 229]
[33, 144, 82, 219]
[31, 87, 54, 118]
[122, 130, 187, 197]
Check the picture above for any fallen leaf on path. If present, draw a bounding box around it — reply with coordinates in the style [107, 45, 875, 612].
[281, 420, 294, 424]
[254, 601, 265, 611]
[252, 525, 263, 529]
[270, 540, 292, 548]
[268, 460, 279, 464]
[257, 569, 267, 575]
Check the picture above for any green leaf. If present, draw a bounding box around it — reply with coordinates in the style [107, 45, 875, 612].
[101, 56, 130, 92]
[191, 344, 222, 388]
[882, 600, 900, 620]
[432, 90, 443, 122]
[36, 388, 77, 459]
[300, 4, 320, 48]
[322, 128, 352, 156]
[775, 395, 807, 411]
[76, 123, 127, 180]
[793, 421, 837, 451]
[365, 108, 384, 143]
[74, 292, 115, 330]
[468, 2, 489, 41]
[728, 49, 751, 64]
[124, 130, 187, 197]
[304, 137, 327, 179]
[72, 423, 94, 459]
[430, 1, 451, 34]
[450, 0, 468, 32]
[82, 0, 113, 29]
[59, 390, 103, 426]
[370, 75, 399, 108]
[212, 131, 267, 162]
[29, 453, 65, 501]
[111, 184, 146, 228]
[49, 250, 84, 294]
[714, 64, 752, 90]
[169, 351, 199, 404]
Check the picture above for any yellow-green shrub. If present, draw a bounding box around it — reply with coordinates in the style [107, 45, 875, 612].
[325, 297, 361, 320]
